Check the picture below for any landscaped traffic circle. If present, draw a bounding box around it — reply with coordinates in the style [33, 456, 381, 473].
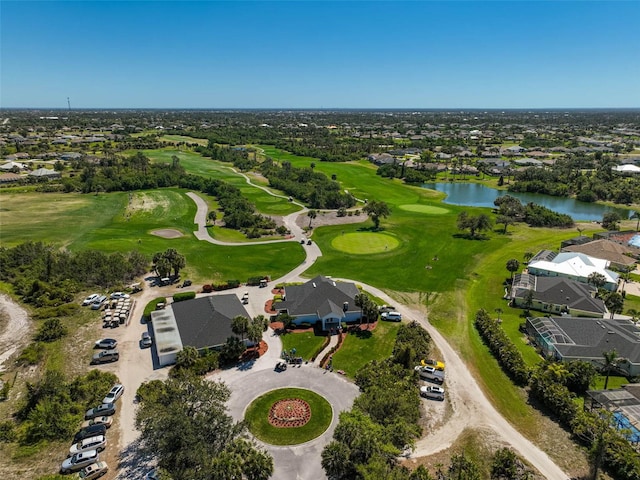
[245, 388, 332, 445]
[331, 231, 400, 254]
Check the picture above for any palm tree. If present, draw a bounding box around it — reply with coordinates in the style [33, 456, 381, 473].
[506, 259, 520, 282]
[631, 211, 640, 231]
[307, 209, 317, 228]
[231, 315, 250, 343]
[626, 308, 640, 324]
[602, 349, 619, 390]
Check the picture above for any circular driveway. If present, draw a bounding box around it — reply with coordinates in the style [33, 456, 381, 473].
[221, 365, 360, 480]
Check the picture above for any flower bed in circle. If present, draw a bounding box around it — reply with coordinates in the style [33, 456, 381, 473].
[268, 398, 311, 428]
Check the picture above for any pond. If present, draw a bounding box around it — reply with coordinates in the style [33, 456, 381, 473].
[422, 182, 631, 221]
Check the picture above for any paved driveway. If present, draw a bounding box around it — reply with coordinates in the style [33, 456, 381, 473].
[212, 365, 359, 480]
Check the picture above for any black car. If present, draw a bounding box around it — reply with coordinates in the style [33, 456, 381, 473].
[73, 423, 107, 443]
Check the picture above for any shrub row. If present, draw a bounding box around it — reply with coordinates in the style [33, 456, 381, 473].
[320, 333, 345, 367]
[474, 309, 530, 386]
[213, 280, 240, 291]
[173, 291, 196, 303]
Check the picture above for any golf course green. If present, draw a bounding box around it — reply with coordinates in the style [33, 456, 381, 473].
[331, 231, 400, 254]
[399, 204, 449, 215]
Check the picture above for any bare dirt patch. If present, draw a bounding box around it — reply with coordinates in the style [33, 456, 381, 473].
[296, 210, 368, 229]
[150, 229, 183, 239]
[0, 294, 32, 372]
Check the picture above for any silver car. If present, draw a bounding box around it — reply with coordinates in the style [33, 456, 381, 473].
[60, 449, 99, 473]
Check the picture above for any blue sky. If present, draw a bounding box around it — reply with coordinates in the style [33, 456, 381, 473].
[1, 1, 639, 108]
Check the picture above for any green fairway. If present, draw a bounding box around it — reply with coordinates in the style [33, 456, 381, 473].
[0, 189, 305, 284]
[142, 148, 301, 216]
[244, 388, 332, 445]
[399, 204, 449, 214]
[259, 145, 498, 293]
[331, 232, 400, 254]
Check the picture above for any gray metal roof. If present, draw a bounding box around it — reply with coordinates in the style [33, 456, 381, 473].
[512, 275, 605, 315]
[533, 316, 640, 366]
[274, 275, 359, 317]
[171, 295, 250, 350]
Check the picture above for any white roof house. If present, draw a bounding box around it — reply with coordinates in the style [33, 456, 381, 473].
[614, 164, 640, 174]
[527, 251, 619, 292]
[0, 161, 26, 171]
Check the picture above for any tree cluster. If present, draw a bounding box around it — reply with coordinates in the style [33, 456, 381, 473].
[494, 195, 574, 229]
[322, 321, 433, 479]
[509, 155, 640, 206]
[456, 212, 492, 238]
[0, 241, 148, 307]
[152, 248, 186, 278]
[11, 369, 118, 444]
[260, 158, 356, 209]
[135, 373, 273, 480]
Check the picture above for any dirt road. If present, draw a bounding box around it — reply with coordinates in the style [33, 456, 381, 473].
[0, 294, 31, 372]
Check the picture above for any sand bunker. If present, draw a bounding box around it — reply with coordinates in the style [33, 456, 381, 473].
[151, 229, 183, 239]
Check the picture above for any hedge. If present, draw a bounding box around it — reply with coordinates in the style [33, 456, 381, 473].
[474, 309, 530, 386]
[173, 291, 196, 303]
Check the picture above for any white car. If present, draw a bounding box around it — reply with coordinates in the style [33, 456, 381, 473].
[69, 435, 106, 456]
[420, 385, 445, 400]
[60, 450, 99, 473]
[110, 292, 130, 300]
[78, 461, 108, 479]
[82, 416, 113, 429]
[82, 294, 100, 306]
[102, 384, 124, 404]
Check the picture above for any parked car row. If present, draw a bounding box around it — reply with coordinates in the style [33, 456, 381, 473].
[415, 359, 446, 401]
[61, 384, 123, 476]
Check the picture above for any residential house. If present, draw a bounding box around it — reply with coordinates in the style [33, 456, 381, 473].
[273, 275, 361, 331]
[527, 250, 619, 291]
[562, 239, 637, 271]
[28, 168, 61, 180]
[510, 273, 606, 318]
[526, 316, 640, 376]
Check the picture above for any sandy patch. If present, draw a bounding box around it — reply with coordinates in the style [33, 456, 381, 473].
[295, 210, 368, 229]
[150, 229, 183, 239]
[128, 191, 170, 213]
[0, 294, 31, 372]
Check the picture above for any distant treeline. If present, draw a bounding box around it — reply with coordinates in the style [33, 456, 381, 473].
[260, 158, 356, 209]
[510, 156, 640, 205]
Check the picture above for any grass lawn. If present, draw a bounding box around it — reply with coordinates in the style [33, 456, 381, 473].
[333, 321, 401, 377]
[244, 388, 332, 445]
[142, 148, 301, 216]
[280, 332, 327, 361]
[0, 189, 305, 285]
[592, 375, 629, 390]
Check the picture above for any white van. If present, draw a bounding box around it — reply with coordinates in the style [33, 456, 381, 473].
[381, 311, 402, 322]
